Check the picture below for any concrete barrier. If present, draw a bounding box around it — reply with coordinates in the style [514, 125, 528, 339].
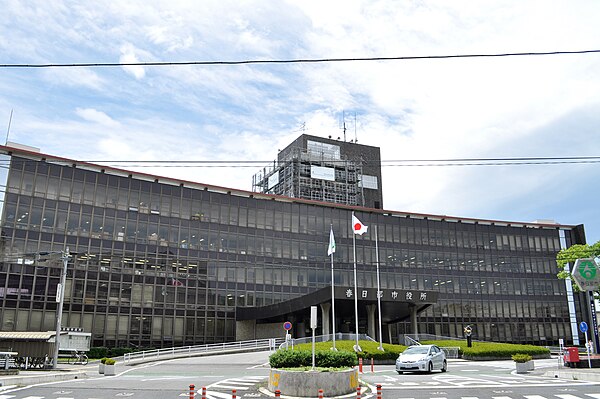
[268, 368, 358, 397]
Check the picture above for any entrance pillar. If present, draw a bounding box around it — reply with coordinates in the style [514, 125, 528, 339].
[410, 305, 418, 339]
[366, 304, 377, 339]
[320, 303, 331, 336]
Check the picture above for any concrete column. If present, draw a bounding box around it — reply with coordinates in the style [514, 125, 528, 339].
[410, 305, 418, 339]
[320, 303, 331, 336]
[366, 304, 377, 339]
[297, 322, 306, 338]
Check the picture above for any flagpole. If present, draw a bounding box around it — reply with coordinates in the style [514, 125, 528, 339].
[375, 225, 384, 351]
[352, 212, 361, 352]
[330, 224, 337, 351]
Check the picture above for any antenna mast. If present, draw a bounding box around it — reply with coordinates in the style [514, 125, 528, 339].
[5, 109, 13, 145]
[341, 111, 347, 142]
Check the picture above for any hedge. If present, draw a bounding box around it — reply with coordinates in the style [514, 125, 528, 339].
[269, 349, 357, 369]
[294, 340, 549, 361]
[88, 346, 146, 359]
[294, 340, 404, 361]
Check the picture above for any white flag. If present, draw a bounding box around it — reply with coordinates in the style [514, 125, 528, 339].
[327, 227, 336, 256]
[352, 214, 368, 235]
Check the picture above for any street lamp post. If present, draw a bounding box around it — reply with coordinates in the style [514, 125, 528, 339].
[52, 248, 70, 369]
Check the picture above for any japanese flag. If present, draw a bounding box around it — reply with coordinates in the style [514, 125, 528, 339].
[352, 214, 368, 235]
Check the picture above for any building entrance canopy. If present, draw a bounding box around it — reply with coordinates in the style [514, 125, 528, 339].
[236, 286, 438, 324]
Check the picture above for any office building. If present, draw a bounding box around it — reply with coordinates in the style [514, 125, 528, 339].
[0, 141, 591, 349]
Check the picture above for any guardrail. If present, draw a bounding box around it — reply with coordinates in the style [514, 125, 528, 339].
[279, 334, 374, 350]
[124, 338, 284, 365]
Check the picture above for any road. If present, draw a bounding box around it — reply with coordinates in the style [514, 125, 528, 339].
[0, 354, 599, 399]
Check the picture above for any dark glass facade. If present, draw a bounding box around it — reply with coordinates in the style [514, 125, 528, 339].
[0, 146, 590, 348]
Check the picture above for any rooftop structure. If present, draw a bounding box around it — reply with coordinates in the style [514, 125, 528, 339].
[252, 134, 383, 209]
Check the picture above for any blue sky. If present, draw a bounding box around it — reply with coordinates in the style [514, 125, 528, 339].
[1, 1, 600, 245]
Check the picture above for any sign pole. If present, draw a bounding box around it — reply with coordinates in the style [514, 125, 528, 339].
[310, 306, 317, 370]
[374, 226, 383, 351]
[351, 212, 361, 352]
[283, 321, 292, 350]
[329, 224, 337, 351]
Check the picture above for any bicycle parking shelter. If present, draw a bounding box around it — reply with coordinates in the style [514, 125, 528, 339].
[0, 330, 91, 369]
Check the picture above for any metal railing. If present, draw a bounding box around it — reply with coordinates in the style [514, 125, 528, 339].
[279, 333, 375, 350]
[124, 338, 283, 365]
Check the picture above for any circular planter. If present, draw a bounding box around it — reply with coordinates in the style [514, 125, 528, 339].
[268, 368, 359, 397]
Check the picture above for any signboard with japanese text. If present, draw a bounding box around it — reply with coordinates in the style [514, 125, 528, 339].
[333, 286, 437, 304]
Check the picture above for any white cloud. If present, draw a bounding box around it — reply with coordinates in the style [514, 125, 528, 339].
[1, 0, 600, 242]
[119, 43, 146, 79]
[75, 108, 119, 127]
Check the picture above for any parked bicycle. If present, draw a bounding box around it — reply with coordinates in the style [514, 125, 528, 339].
[67, 351, 88, 365]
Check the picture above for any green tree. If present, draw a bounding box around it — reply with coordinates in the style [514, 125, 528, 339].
[556, 240, 600, 292]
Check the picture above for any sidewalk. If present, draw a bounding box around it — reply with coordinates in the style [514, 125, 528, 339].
[0, 362, 95, 387]
[529, 356, 600, 382]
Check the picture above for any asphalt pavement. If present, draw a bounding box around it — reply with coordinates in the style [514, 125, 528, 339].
[1, 355, 599, 389]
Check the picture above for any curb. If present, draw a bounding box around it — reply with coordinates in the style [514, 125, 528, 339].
[542, 369, 600, 383]
[0, 371, 88, 387]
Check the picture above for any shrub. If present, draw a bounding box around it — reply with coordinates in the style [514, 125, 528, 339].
[100, 357, 107, 364]
[89, 347, 110, 359]
[460, 342, 549, 360]
[294, 340, 403, 361]
[89, 346, 139, 359]
[512, 353, 533, 363]
[269, 349, 356, 369]
[104, 358, 116, 365]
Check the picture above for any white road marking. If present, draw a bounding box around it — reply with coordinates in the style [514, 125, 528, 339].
[0, 395, 15, 399]
[587, 395, 600, 399]
[556, 395, 585, 399]
[524, 395, 548, 399]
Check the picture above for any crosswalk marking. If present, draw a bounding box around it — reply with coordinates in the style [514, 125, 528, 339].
[525, 396, 549, 399]
[0, 395, 15, 399]
[206, 391, 235, 399]
[557, 395, 585, 399]
[492, 396, 513, 399]
[586, 395, 600, 399]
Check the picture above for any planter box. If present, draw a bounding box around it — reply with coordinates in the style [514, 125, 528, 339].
[99, 363, 105, 374]
[268, 368, 358, 397]
[104, 364, 116, 376]
[526, 360, 534, 371]
[515, 361, 533, 374]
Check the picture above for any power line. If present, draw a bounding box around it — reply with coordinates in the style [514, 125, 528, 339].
[2, 49, 600, 69]
[0, 155, 599, 168]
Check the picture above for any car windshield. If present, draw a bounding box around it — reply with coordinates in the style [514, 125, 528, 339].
[403, 346, 430, 355]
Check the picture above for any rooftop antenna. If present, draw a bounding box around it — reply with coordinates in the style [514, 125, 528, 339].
[5, 109, 13, 145]
[340, 111, 347, 142]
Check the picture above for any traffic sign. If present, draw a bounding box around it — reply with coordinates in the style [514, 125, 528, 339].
[283, 321, 292, 331]
[580, 321, 588, 333]
[571, 258, 600, 291]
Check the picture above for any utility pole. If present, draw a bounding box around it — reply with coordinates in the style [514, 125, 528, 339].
[52, 248, 70, 369]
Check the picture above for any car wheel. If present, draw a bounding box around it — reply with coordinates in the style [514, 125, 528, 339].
[397, 371, 403, 375]
[427, 362, 433, 373]
[441, 360, 447, 372]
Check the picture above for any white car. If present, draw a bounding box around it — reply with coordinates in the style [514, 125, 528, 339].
[395, 344, 447, 374]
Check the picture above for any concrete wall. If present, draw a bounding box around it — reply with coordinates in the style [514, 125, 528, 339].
[268, 368, 359, 397]
[236, 321, 283, 341]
